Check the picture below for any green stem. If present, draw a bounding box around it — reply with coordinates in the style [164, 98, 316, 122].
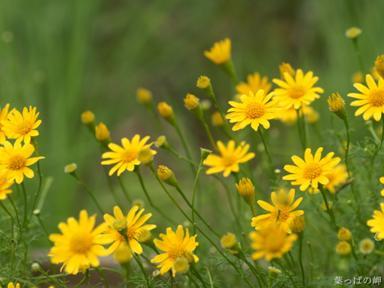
[21, 183, 28, 228]
[296, 109, 307, 150]
[191, 265, 208, 288]
[352, 39, 364, 73]
[198, 111, 217, 150]
[343, 117, 351, 173]
[320, 187, 337, 230]
[298, 233, 306, 287]
[73, 174, 104, 214]
[191, 156, 204, 234]
[258, 128, 273, 172]
[118, 176, 132, 204]
[133, 254, 150, 287]
[173, 120, 195, 173]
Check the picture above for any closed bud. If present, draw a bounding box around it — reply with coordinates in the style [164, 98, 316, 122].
[31, 262, 41, 273]
[95, 122, 111, 142]
[220, 232, 239, 253]
[81, 110, 95, 125]
[157, 102, 174, 121]
[155, 135, 169, 149]
[136, 87, 153, 104]
[138, 147, 155, 165]
[157, 165, 177, 186]
[184, 93, 200, 110]
[268, 266, 282, 275]
[345, 27, 362, 39]
[374, 55, 384, 79]
[236, 178, 255, 205]
[290, 215, 305, 233]
[211, 111, 224, 127]
[64, 163, 77, 175]
[328, 93, 346, 120]
[352, 71, 363, 83]
[337, 227, 352, 241]
[279, 62, 295, 78]
[196, 75, 211, 89]
[336, 241, 352, 256]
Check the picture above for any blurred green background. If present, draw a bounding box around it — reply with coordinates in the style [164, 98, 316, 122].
[0, 0, 383, 229]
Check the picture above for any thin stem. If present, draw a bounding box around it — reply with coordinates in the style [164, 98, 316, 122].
[191, 156, 204, 234]
[191, 265, 208, 288]
[320, 187, 337, 230]
[118, 176, 132, 204]
[8, 195, 21, 227]
[258, 128, 273, 172]
[73, 174, 104, 214]
[296, 109, 307, 150]
[133, 254, 150, 287]
[343, 117, 351, 173]
[352, 39, 364, 73]
[21, 183, 28, 228]
[197, 110, 216, 150]
[298, 233, 306, 287]
[173, 121, 195, 173]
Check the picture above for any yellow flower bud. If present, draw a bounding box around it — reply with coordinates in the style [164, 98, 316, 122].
[290, 215, 305, 233]
[155, 135, 168, 148]
[352, 71, 363, 83]
[358, 238, 375, 255]
[173, 257, 190, 275]
[374, 55, 384, 79]
[157, 165, 177, 186]
[138, 147, 155, 165]
[337, 227, 352, 241]
[345, 27, 362, 39]
[157, 102, 174, 120]
[211, 111, 224, 127]
[132, 199, 145, 209]
[64, 163, 77, 174]
[81, 110, 95, 124]
[114, 242, 133, 264]
[236, 178, 255, 204]
[328, 93, 345, 114]
[95, 122, 111, 142]
[279, 62, 295, 78]
[335, 241, 351, 255]
[220, 232, 238, 250]
[136, 87, 153, 104]
[196, 75, 211, 89]
[268, 266, 282, 275]
[184, 93, 200, 110]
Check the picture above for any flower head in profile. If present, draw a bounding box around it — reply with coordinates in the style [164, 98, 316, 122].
[273, 69, 324, 109]
[101, 135, 156, 176]
[250, 222, 297, 261]
[6, 283, 20, 288]
[324, 164, 348, 193]
[278, 105, 318, 125]
[283, 147, 341, 191]
[0, 173, 13, 200]
[3, 106, 42, 143]
[348, 74, 384, 121]
[0, 103, 10, 143]
[48, 210, 111, 275]
[236, 73, 272, 95]
[226, 90, 278, 131]
[251, 188, 304, 232]
[0, 141, 44, 184]
[374, 55, 384, 79]
[204, 38, 231, 65]
[103, 205, 156, 255]
[367, 203, 384, 240]
[151, 225, 199, 277]
[203, 140, 255, 177]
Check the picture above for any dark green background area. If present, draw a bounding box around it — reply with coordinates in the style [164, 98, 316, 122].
[0, 0, 383, 228]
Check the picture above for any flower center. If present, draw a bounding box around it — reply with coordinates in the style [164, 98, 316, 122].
[70, 233, 93, 254]
[8, 155, 26, 170]
[222, 155, 237, 167]
[17, 122, 33, 135]
[246, 103, 265, 119]
[265, 233, 285, 252]
[122, 149, 137, 163]
[303, 163, 322, 180]
[277, 209, 290, 222]
[168, 245, 185, 260]
[289, 86, 305, 99]
[369, 90, 384, 107]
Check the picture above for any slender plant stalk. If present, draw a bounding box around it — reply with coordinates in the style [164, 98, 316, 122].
[191, 155, 205, 233]
[298, 233, 306, 287]
[258, 128, 273, 172]
[319, 187, 337, 229]
[72, 174, 105, 214]
[118, 176, 132, 204]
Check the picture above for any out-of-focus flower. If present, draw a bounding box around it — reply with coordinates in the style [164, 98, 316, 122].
[338, 227, 352, 241]
[352, 71, 363, 83]
[211, 111, 224, 127]
[374, 55, 384, 79]
[204, 38, 231, 65]
[196, 75, 211, 89]
[6, 283, 21, 288]
[64, 163, 77, 174]
[335, 241, 351, 255]
[279, 63, 295, 78]
[358, 238, 375, 255]
[184, 94, 200, 111]
[157, 102, 174, 121]
[220, 232, 239, 253]
[278, 106, 318, 125]
[345, 27, 362, 39]
[0, 103, 10, 143]
[367, 203, 384, 240]
[0, 173, 13, 201]
[95, 122, 111, 142]
[81, 110, 95, 124]
[138, 147, 155, 165]
[236, 73, 271, 95]
[290, 215, 305, 233]
[113, 242, 133, 264]
[136, 87, 153, 104]
[324, 164, 348, 193]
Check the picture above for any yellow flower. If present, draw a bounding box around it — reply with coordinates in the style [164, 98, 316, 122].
[114, 242, 133, 264]
[64, 163, 77, 174]
[226, 90, 278, 131]
[81, 110, 95, 124]
[184, 94, 200, 110]
[359, 238, 375, 254]
[273, 69, 324, 109]
[337, 227, 352, 241]
[236, 73, 272, 95]
[236, 177, 255, 204]
[348, 74, 384, 121]
[151, 225, 199, 277]
[283, 147, 341, 191]
[380, 176, 384, 196]
[0, 141, 44, 184]
[101, 135, 156, 176]
[204, 38, 231, 64]
[220, 232, 238, 250]
[157, 165, 175, 183]
[95, 122, 111, 142]
[6, 283, 20, 288]
[324, 164, 348, 193]
[352, 71, 363, 83]
[279, 63, 295, 78]
[328, 93, 345, 113]
[367, 203, 384, 240]
[278, 105, 318, 125]
[251, 188, 304, 232]
[250, 223, 297, 261]
[375, 55, 384, 79]
[0, 173, 13, 200]
[157, 102, 174, 120]
[0, 103, 10, 143]
[335, 241, 351, 255]
[203, 140, 255, 177]
[196, 75, 211, 89]
[103, 206, 156, 255]
[3, 106, 42, 143]
[138, 147, 155, 165]
[290, 215, 305, 233]
[211, 111, 224, 127]
[345, 27, 362, 39]
[136, 87, 153, 104]
[48, 210, 111, 275]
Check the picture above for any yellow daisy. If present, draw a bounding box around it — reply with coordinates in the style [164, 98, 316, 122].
[48, 210, 111, 275]
[348, 74, 384, 121]
[151, 225, 199, 277]
[236, 73, 272, 95]
[324, 164, 348, 193]
[226, 90, 278, 131]
[0, 173, 13, 200]
[203, 140, 255, 177]
[103, 205, 156, 255]
[283, 147, 341, 191]
[251, 188, 304, 232]
[0, 141, 44, 184]
[204, 38, 231, 65]
[101, 135, 156, 176]
[367, 203, 384, 240]
[273, 69, 324, 109]
[3, 106, 42, 143]
[250, 222, 297, 261]
[0, 103, 10, 143]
